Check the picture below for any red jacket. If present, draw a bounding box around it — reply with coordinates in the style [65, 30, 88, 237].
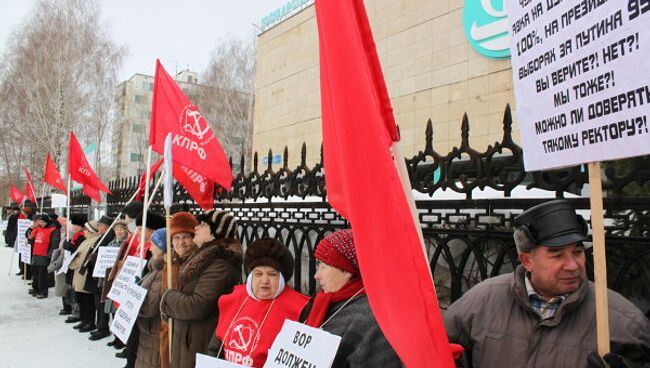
[216, 284, 309, 367]
[32, 226, 57, 257]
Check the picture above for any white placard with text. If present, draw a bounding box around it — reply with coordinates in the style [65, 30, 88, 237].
[107, 256, 146, 304]
[263, 320, 341, 368]
[92, 247, 120, 278]
[110, 282, 147, 343]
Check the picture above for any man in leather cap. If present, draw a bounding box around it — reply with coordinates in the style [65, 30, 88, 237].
[444, 199, 650, 368]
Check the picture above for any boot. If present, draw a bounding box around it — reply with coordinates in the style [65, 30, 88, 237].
[65, 316, 80, 323]
[73, 322, 85, 330]
[79, 324, 96, 333]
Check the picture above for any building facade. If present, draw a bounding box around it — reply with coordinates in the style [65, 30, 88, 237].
[252, 0, 516, 168]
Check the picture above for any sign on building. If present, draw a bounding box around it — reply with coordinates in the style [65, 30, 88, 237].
[464, 0, 510, 59]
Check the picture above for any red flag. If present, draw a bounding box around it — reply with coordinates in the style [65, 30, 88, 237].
[83, 184, 102, 202]
[172, 163, 214, 211]
[136, 159, 164, 201]
[315, 1, 454, 367]
[44, 153, 67, 193]
[9, 184, 24, 204]
[68, 132, 111, 194]
[23, 167, 37, 203]
[149, 60, 233, 190]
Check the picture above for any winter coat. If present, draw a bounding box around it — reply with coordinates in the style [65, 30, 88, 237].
[5, 212, 18, 246]
[301, 294, 402, 368]
[159, 238, 243, 368]
[69, 233, 99, 293]
[135, 256, 164, 368]
[48, 245, 68, 297]
[444, 265, 650, 368]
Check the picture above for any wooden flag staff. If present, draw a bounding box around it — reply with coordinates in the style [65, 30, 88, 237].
[588, 161, 610, 357]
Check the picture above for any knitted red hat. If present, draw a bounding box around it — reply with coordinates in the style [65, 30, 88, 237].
[315, 229, 358, 275]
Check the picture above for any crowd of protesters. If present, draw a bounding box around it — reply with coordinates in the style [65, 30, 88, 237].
[4, 199, 650, 368]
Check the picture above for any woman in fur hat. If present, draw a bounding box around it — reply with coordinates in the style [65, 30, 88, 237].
[68, 221, 101, 333]
[207, 238, 309, 367]
[300, 230, 401, 367]
[158, 211, 198, 368]
[160, 209, 242, 368]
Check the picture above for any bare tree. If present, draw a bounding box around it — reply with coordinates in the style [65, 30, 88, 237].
[0, 0, 126, 201]
[191, 35, 256, 173]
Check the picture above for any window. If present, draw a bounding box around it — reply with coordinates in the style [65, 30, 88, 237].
[141, 111, 151, 120]
[132, 124, 142, 133]
[142, 82, 153, 91]
[134, 95, 146, 104]
[130, 153, 143, 162]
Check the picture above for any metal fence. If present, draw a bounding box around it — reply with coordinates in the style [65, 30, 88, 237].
[60, 105, 649, 315]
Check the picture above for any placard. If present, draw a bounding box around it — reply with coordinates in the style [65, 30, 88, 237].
[508, 0, 650, 170]
[92, 247, 120, 278]
[107, 256, 146, 304]
[58, 250, 75, 275]
[263, 320, 341, 368]
[109, 282, 147, 343]
[17, 219, 32, 264]
[195, 353, 249, 368]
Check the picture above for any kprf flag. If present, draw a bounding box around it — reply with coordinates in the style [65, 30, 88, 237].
[173, 164, 214, 211]
[83, 184, 101, 202]
[44, 153, 67, 193]
[315, 0, 455, 366]
[23, 167, 37, 203]
[149, 59, 233, 190]
[163, 133, 173, 208]
[68, 132, 111, 194]
[10, 184, 24, 204]
[135, 159, 164, 202]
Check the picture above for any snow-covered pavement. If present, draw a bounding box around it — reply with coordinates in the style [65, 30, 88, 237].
[0, 246, 119, 368]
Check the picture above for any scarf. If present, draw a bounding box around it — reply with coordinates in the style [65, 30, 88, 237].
[245, 272, 286, 301]
[304, 278, 365, 328]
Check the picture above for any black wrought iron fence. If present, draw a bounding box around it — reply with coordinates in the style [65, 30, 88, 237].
[55, 105, 650, 315]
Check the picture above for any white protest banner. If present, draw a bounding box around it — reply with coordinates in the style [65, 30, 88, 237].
[109, 282, 147, 343]
[93, 247, 120, 278]
[17, 219, 32, 264]
[58, 250, 75, 275]
[263, 320, 341, 368]
[50, 193, 67, 208]
[508, 0, 650, 171]
[107, 256, 147, 304]
[195, 353, 249, 368]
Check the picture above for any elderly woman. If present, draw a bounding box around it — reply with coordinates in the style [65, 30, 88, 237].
[207, 239, 309, 367]
[159, 211, 198, 368]
[133, 228, 166, 368]
[105, 220, 131, 350]
[301, 230, 402, 367]
[68, 221, 101, 333]
[160, 210, 243, 368]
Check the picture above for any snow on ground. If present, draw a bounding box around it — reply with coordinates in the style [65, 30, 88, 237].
[0, 246, 120, 368]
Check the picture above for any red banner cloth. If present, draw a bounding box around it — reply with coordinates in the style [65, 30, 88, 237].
[172, 163, 214, 211]
[10, 184, 25, 204]
[136, 158, 164, 201]
[68, 132, 111, 194]
[315, 0, 455, 366]
[23, 167, 37, 203]
[83, 184, 102, 202]
[148, 59, 233, 190]
[44, 153, 67, 193]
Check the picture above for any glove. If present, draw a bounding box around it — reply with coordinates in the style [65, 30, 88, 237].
[587, 351, 636, 368]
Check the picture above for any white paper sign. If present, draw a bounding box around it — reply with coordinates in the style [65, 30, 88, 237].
[107, 256, 146, 304]
[263, 320, 341, 368]
[17, 219, 32, 264]
[58, 250, 75, 275]
[195, 353, 249, 368]
[93, 247, 120, 278]
[109, 282, 147, 343]
[508, 0, 650, 171]
[50, 193, 67, 208]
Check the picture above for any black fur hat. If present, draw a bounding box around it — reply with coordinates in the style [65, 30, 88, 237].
[245, 239, 294, 281]
[70, 214, 88, 227]
[122, 201, 143, 220]
[135, 211, 166, 230]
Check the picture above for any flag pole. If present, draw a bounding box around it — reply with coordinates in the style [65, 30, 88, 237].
[139, 146, 153, 273]
[588, 161, 610, 357]
[66, 175, 71, 241]
[38, 183, 45, 213]
[162, 133, 174, 362]
[165, 203, 173, 362]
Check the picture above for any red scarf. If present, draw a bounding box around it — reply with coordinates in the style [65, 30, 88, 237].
[304, 278, 365, 327]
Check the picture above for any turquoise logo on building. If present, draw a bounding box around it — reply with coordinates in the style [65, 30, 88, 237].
[463, 0, 510, 59]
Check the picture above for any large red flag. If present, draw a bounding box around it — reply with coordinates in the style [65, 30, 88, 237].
[44, 153, 67, 193]
[315, 0, 455, 367]
[149, 60, 233, 190]
[135, 158, 164, 201]
[83, 184, 102, 202]
[172, 163, 214, 211]
[23, 167, 37, 203]
[68, 132, 111, 194]
[10, 184, 24, 204]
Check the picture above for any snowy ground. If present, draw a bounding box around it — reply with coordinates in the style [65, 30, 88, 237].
[0, 245, 120, 368]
